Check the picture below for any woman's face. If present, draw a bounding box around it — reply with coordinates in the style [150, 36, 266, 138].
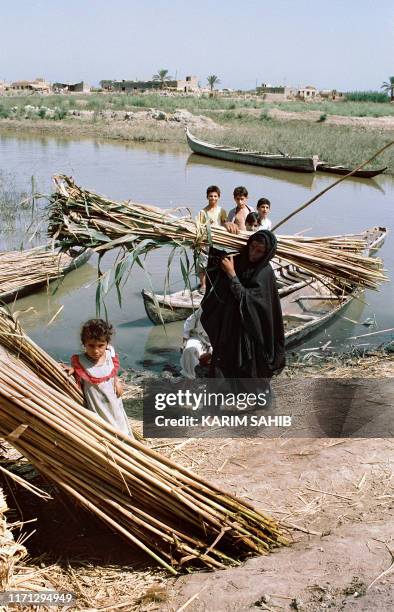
[248, 239, 267, 263]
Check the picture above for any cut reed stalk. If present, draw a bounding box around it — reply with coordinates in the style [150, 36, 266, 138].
[48, 176, 386, 292]
[0, 310, 288, 573]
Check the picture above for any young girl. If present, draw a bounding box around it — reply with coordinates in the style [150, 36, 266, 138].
[70, 319, 132, 438]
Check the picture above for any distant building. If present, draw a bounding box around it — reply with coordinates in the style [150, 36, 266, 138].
[100, 79, 163, 92]
[297, 85, 317, 100]
[256, 84, 296, 101]
[10, 78, 51, 93]
[0, 81, 9, 95]
[53, 81, 90, 93]
[319, 89, 343, 100]
[176, 76, 199, 92]
[100, 76, 199, 93]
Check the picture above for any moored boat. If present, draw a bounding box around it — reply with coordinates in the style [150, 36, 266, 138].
[317, 163, 387, 179]
[0, 246, 92, 304]
[186, 128, 319, 173]
[142, 227, 387, 347]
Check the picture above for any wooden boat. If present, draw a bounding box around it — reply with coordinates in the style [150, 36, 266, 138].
[317, 163, 387, 179]
[0, 247, 92, 304]
[186, 128, 319, 173]
[142, 227, 387, 347]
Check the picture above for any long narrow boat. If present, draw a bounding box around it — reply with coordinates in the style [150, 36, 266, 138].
[0, 246, 92, 304]
[186, 128, 319, 173]
[316, 163, 387, 179]
[142, 227, 387, 347]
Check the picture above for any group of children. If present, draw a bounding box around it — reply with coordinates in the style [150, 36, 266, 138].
[198, 185, 272, 233]
[197, 185, 273, 291]
[68, 185, 274, 435]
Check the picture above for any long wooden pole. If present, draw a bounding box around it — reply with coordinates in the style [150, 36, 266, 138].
[272, 140, 394, 231]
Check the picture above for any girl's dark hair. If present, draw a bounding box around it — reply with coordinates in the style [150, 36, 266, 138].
[206, 185, 221, 197]
[245, 212, 260, 225]
[81, 319, 113, 343]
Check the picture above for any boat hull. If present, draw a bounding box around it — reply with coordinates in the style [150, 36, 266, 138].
[317, 164, 387, 178]
[186, 129, 317, 173]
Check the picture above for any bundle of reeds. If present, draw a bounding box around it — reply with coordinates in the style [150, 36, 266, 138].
[48, 176, 386, 292]
[0, 246, 73, 297]
[0, 309, 288, 573]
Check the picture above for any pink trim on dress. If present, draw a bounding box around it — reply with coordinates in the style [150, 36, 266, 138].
[71, 354, 120, 385]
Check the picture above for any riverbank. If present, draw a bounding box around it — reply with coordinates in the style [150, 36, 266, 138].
[1, 348, 393, 610]
[1, 105, 393, 174]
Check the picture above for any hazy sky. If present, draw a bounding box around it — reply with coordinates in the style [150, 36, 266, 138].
[1, 0, 393, 91]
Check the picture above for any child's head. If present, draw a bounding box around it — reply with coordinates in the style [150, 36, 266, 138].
[257, 197, 271, 218]
[206, 185, 221, 206]
[245, 212, 260, 232]
[81, 319, 113, 361]
[233, 186, 248, 208]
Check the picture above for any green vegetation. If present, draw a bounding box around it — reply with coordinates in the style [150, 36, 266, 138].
[207, 75, 221, 92]
[1, 92, 394, 118]
[198, 120, 394, 173]
[345, 91, 389, 103]
[152, 69, 172, 88]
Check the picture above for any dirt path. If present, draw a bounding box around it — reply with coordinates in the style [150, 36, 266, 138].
[164, 436, 393, 611]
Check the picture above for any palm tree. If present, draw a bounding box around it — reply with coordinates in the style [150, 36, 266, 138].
[152, 69, 172, 89]
[207, 75, 221, 94]
[381, 76, 394, 101]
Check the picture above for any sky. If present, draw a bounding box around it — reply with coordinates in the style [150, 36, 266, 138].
[1, 0, 393, 91]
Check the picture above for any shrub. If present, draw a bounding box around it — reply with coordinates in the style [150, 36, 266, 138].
[0, 105, 10, 119]
[317, 113, 327, 122]
[53, 107, 67, 120]
[259, 111, 271, 121]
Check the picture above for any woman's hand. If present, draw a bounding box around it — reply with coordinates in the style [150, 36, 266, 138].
[220, 256, 236, 278]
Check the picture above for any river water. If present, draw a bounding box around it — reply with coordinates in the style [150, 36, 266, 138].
[0, 132, 393, 371]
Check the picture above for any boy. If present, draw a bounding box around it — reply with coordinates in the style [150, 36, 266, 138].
[227, 186, 253, 232]
[197, 185, 227, 291]
[198, 185, 227, 226]
[256, 197, 272, 230]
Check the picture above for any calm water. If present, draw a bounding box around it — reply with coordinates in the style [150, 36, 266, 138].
[0, 132, 393, 370]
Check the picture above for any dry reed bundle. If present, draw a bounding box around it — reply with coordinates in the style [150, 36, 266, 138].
[0, 246, 73, 297]
[0, 310, 288, 574]
[48, 176, 386, 292]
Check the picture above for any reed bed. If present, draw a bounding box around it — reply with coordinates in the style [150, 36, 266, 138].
[0, 309, 288, 573]
[48, 176, 386, 293]
[0, 246, 73, 298]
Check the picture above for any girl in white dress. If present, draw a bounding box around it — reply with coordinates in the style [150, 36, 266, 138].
[71, 319, 132, 438]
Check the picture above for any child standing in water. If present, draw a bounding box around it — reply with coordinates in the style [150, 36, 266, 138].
[70, 319, 132, 438]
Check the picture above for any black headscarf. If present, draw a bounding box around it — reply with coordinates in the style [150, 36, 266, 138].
[201, 230, 286, 378]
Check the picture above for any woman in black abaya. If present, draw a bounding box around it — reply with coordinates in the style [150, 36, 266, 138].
[201, 230, 285, 379]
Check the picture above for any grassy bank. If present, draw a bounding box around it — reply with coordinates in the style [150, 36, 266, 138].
[199, 116, 394, 172]
[1, 112, 393, 174]
[1, 92, 394, 118]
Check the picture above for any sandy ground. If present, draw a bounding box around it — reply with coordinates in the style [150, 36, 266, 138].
[161, 436, 394, 611]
